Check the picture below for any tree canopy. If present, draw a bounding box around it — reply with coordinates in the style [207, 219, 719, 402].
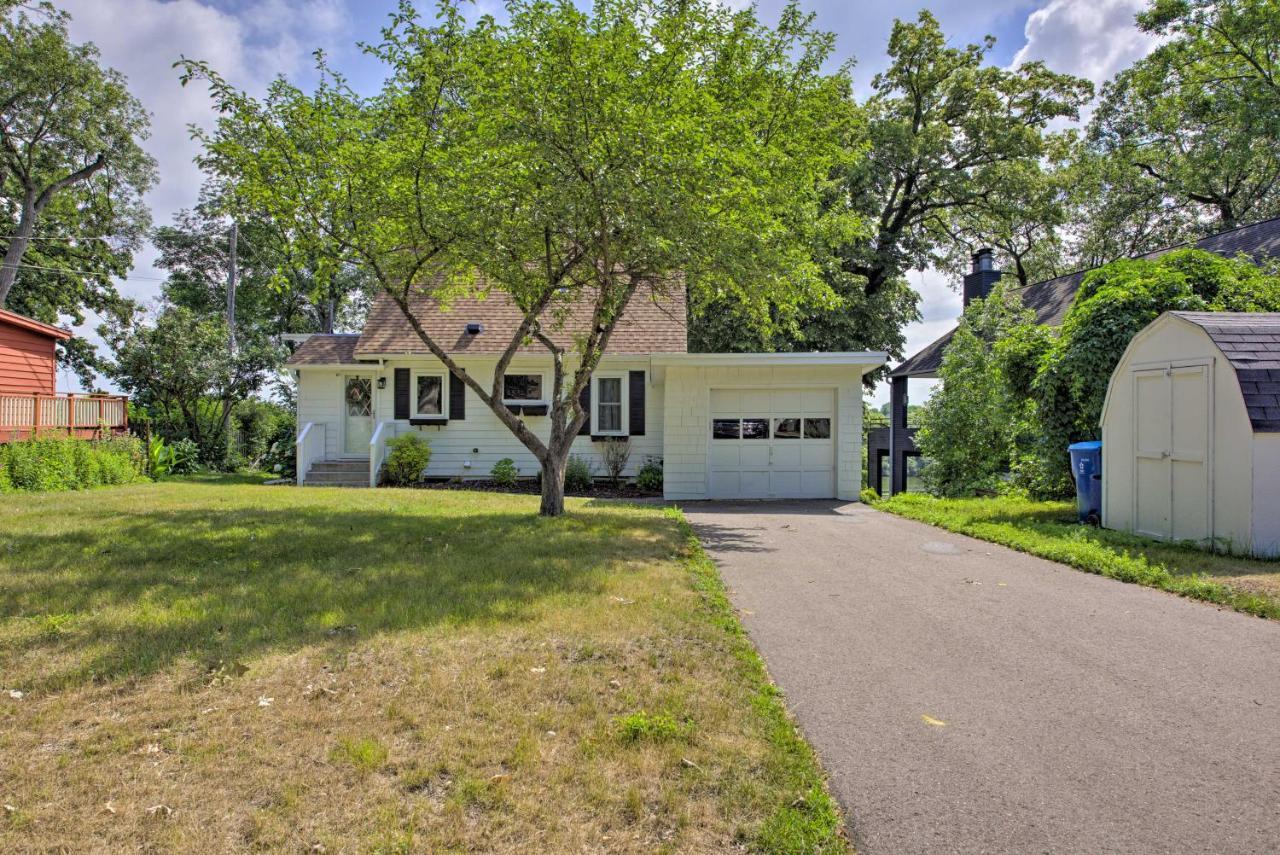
[1089, 0, 1280, 234]
[690, 10, 1091, 364]
[0, 1, 155, 383]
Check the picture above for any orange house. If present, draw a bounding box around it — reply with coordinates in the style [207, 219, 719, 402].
[0, 308, 127, 441]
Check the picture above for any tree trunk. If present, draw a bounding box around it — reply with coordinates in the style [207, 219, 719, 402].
[539, 455, 566, 517]
[0, 192, 38, 306]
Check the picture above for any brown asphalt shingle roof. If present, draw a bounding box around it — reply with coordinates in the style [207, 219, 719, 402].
[892, 215, 1280, 378]
[284, 282, 687, 367]
[1174, 312, 1280, 432]
[353, 283, 687, 357]
[286, 334, 362, 366]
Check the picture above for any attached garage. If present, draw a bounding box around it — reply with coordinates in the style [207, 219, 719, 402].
[1101, 312, 1280, 556]
[655, 352, 885, 502]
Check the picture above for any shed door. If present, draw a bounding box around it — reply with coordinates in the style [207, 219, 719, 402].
[1132, 364, 1211, 543]
[708, 388, 835, 499]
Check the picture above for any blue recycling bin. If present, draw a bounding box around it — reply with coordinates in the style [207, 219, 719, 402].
[1068, 441, 1103, 525]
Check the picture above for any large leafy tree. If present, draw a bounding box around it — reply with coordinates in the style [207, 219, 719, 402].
[0, 1, 155, 320]
[181, 0, 849, 515]
[153, 204, 372, 340]
[840, 12, 1090, 297]
[1089, 0, 1280, 232]
[691, 11, 1090, 363]
[102, 305, 279, 459]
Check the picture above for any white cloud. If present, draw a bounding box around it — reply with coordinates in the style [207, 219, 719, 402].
[51, 0, 347, 389]
[1012, 0, 1160, 86]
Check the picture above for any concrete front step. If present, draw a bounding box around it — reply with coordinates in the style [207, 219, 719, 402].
[304, 459, 371, 487]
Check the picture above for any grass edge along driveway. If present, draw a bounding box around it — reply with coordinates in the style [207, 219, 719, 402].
[876, 493, 1280, 621]
[0, 479, 846, 852]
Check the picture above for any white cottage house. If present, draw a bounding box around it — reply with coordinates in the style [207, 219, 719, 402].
[286, 286, 885, 500]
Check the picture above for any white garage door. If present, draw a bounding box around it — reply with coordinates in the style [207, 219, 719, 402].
[709, 388, 835, 499]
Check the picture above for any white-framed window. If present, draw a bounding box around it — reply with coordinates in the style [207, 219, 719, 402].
[593, 373, 626, 435]
[413, 370, 445, 417]
[502, 372, 546, 404]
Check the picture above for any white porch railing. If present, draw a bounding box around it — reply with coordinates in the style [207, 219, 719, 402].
[295, 422, 325, 485]
[369, 421, 394, 487]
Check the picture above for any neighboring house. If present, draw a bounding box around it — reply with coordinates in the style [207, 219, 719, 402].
[0, 308, 127, 441]
[286, 285, 886, 499]
[1101, 311, 1280, 556]
[873, 216, 1280, 495]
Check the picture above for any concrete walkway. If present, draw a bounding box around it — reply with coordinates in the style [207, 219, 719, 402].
[685, 501, 1280, 855]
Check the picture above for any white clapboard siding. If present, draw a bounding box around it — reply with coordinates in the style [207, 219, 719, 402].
[296, 355, 663, 479]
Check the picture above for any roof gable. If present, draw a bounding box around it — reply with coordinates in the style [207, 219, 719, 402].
[0, 308, 72, 341]
[892, 215, 1280, 378]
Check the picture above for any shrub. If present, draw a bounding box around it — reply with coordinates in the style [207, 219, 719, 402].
[564, 454, 593, 492]
[635, 457, 663, 493]
[170, 437, 200, 474]
[0, 435, 145, 493]
[600, 440, 630, 486]
[491, 457, 518, 487]
[383, 433, 432, 485]
[859, 487, 878, 504]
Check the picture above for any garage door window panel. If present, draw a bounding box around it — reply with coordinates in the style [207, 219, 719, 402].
[742, 418, 770, 439]
[774, 418, 801, 438]
[804, 418, 831, 439]
[713, 419, 741, 439]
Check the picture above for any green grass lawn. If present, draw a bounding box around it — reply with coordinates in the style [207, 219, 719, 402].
[876, 493, 1280, 620]
[0, 478, 844, 853]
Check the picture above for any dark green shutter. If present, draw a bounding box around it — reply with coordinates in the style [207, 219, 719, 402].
[628, 371, 645, 436]
[394, 368, 410, 420]
[449, 370, 466, 420]
[578, 384, 591, 435]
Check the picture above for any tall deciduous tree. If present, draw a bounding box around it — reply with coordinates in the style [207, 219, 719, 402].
[1090, 0, 1280, 231]
[690, 11, 1090, 363]
[181, 0, 849, 515]
[842, 11, 1091, 297]
[0, 2, 155, 308]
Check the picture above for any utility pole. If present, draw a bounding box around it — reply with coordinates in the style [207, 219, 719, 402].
[223, 222, 238, 469]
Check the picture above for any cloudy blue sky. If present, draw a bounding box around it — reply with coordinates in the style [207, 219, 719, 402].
[55, 0, 1160, 403]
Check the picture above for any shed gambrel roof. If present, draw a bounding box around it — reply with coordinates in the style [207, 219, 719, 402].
[1173, 312, 1280, 432]
[892, 216, 1280, 379]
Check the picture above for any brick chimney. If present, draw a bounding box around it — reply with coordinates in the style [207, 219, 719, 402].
[962, 248, 1001, 306]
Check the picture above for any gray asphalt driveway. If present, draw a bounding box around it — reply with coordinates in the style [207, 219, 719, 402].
[685, 501, 1280, 855]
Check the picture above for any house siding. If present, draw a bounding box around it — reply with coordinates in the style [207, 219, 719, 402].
[660, 364, 865, 501]
[0, 320, 58, 395]
[296, 354, 663, 480]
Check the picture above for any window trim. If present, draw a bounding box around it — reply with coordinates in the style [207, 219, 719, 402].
[411, 369, 447, 419]
[592, 372, 628, 436]
[500, 371, 548, 406]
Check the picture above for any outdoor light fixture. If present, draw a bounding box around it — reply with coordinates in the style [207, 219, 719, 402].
[377, 377, 386, 389]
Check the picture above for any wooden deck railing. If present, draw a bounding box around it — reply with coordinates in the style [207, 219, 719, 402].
[0, 393, 129, 441]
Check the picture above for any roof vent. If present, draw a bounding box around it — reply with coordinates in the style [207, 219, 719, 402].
[465, 322, 484, 335]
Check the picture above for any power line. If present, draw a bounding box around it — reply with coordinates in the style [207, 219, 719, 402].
[4, 262, 169, 282]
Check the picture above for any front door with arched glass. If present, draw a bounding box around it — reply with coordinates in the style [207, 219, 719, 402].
[343, 376, 373, 456]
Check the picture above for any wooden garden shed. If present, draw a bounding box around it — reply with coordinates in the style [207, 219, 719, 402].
[1100, 311, 1280, 557]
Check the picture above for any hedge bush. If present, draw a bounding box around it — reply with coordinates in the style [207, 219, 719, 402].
[0, 435, 146, 493]
[382, 433, 432, 486]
